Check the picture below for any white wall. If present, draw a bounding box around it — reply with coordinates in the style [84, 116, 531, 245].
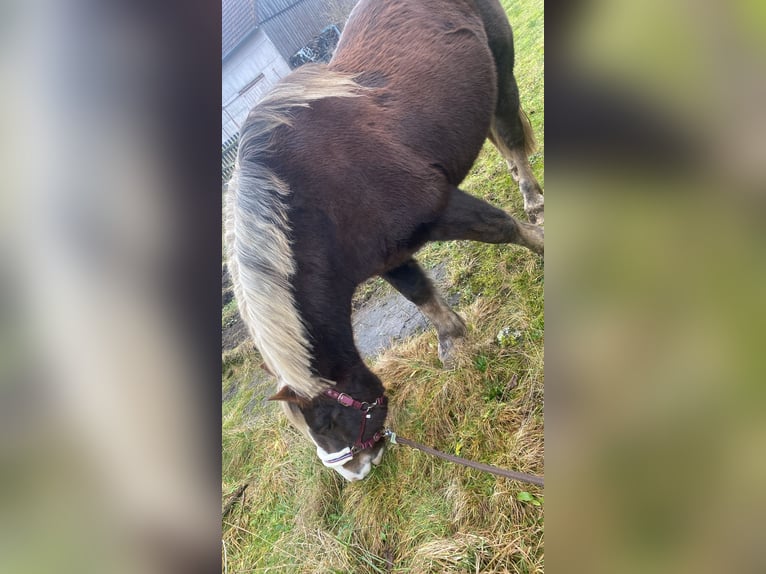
[222, 29, 291, 143]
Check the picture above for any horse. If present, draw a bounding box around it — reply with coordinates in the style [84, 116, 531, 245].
[225, 0, 544, 481]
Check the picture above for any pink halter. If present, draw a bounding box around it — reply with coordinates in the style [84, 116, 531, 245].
[323, 388, 387, 456]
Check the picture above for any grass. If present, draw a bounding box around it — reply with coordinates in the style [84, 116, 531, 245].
[222, 0, 544, 571]
[222, 299, 238, 329]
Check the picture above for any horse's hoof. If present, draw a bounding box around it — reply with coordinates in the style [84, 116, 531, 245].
[520, 222, 544, 256]
[525, 196, 545, 226]
[529, 207, 544, 226]
[438, 335, 464, 369]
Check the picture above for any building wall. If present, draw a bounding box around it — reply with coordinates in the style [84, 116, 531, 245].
[221, 29, 291, 143]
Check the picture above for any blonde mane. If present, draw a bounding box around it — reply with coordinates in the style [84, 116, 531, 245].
[224, 66, 364, 399]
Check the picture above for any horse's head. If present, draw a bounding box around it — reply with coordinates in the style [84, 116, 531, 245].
[269, 385, 388, 481]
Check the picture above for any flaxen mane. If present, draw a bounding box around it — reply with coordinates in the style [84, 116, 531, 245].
[224, 66, 364, 399]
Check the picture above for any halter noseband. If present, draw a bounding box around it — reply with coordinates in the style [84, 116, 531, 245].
[319, 388, 386, 466]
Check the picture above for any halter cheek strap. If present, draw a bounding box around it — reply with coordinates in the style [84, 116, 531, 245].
[323, 388, 387, 455]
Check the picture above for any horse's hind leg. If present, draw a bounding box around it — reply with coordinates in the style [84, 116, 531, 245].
[479, 1, 545, 224]
[429, 186, 544, 255]
[382, 259, 466, 366]
[490, 77, 545, 225]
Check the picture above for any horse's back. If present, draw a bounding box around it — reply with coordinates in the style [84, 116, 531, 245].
[274, 94, 447, 279]
[262, 0, 501, 281]
[329, 0, 497, 182]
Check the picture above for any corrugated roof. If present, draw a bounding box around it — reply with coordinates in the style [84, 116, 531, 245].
[260, 0, 329, 62]
[223, 0, 353, 62]
[222, 0, 257, 60]
[258, 0, 304, 22]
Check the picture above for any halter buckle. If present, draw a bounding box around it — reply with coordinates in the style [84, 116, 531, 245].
[335, 392, 355, 407]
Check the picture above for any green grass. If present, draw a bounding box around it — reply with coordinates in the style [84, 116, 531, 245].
[222, 299, 238, 329]
[222, 1, 544, 571]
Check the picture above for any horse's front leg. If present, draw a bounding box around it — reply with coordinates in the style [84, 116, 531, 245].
[382, 258, 466, 367]
[428, 186, 544, 255]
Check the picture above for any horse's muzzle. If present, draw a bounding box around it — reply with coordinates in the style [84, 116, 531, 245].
[322, 442, 385, 481]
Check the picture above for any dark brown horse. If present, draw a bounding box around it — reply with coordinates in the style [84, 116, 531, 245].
[225, 0, 544, 481]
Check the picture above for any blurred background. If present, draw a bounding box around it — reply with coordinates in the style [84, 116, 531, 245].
[0, 0, 764, 572]
[1, 1, 221, 573]
[545, 0, 766, 573]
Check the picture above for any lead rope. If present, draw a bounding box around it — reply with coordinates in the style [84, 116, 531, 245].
[384, 429, 544, 487]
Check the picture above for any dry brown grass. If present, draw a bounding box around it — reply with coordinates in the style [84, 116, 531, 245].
[222, 275, 544, 572]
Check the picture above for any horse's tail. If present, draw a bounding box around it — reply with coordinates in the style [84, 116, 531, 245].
[519, 106, 537, 157]
[224, 66, 363, 400]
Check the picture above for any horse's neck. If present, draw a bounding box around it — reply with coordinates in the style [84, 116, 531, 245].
[294, 275, 383, 398]
[301, 301, 357, 377]
[328, 359, 385, 403]
[307, 317, 383, 400]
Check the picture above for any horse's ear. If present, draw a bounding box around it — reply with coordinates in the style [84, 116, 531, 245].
[267, 386, 307, 406]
